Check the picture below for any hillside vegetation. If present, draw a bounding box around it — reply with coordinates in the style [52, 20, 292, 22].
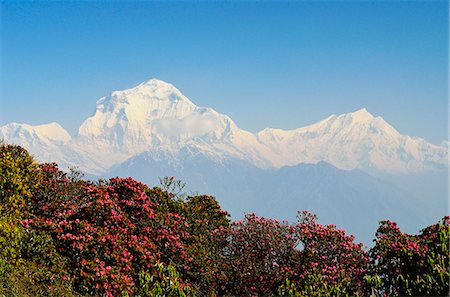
[0, 143, 448, 296]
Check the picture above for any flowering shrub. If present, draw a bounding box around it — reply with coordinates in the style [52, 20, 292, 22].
[368, 217, 450, 296]
[27, 164, 231, 296]
[213, 213, 299, 295]
[29, 170, 192, 296]
[293, 211, 370, 296]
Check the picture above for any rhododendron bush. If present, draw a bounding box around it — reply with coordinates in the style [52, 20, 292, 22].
[0, 144, 449, 296]
[27, 164, 219, 296]
[367, 217, 449, 296]
[292, 211, 370, 296]
[213, 214, 299, 295]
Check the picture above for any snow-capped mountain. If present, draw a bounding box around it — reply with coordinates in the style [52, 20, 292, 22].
[257, 108, 448, 173]
[1, 78, 448, 175]
[2, 78, 448, 244]
[1, 122, 71, 145]
[0, 122, 76, 168]
[73, 79, 273, 173]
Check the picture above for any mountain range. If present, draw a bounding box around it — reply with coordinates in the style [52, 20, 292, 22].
[1, 79, 448, 244]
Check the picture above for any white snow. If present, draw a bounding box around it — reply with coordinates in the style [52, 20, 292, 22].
[0, 122, 71, 144]
[1, 78, 448, 175]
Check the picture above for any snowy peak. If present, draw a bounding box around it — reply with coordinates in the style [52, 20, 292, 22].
[80, 79, 197, 135]
[258, 108, 388, 138]
[109, 78, 195, 106]
[0, 122, 76, 170]
[326, 108, 398, 137]
[134, 78, 191, 100]
[256, 108, 447, 173]
[319, 108, 384, 130]
[0, 122, 71, 144]
[302, 108, 396, 137]
[34, 122, 72, 142]
[76, 78, 247, 165]
[345, 108, 374, 123]
[78, 79, 199, 141]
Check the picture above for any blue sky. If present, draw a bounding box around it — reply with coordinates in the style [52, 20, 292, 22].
[1, 1, 448, 144]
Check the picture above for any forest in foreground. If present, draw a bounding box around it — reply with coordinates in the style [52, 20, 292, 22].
[0, 143, 448, 297]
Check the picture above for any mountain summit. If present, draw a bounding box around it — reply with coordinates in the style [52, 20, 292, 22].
[345, 108, 374, 122]
[73, 78, 272, 171]
[257, 106, 447, 173]
[78, 78, 201, 147]
[1, 79, 448, 175]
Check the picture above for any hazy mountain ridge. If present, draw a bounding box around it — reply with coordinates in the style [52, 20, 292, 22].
[108, 151, 439, 244]
[1, 78, 448, 175]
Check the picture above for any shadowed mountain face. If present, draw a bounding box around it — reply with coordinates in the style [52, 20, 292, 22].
[1, 78, 448, 245]
[107, 151, 438, 245]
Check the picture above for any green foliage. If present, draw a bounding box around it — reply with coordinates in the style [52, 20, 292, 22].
[0, 143, 40, 292]
[277, 278, 301, 296]
[136, 262, 194, 297]
[182, 195, 230, 294]
[296, 269, 354, 297]
[0, 262, 78, 297]
[0, 143, 39, 265]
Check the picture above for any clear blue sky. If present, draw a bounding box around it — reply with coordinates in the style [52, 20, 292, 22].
[1, 1, 448, 144]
